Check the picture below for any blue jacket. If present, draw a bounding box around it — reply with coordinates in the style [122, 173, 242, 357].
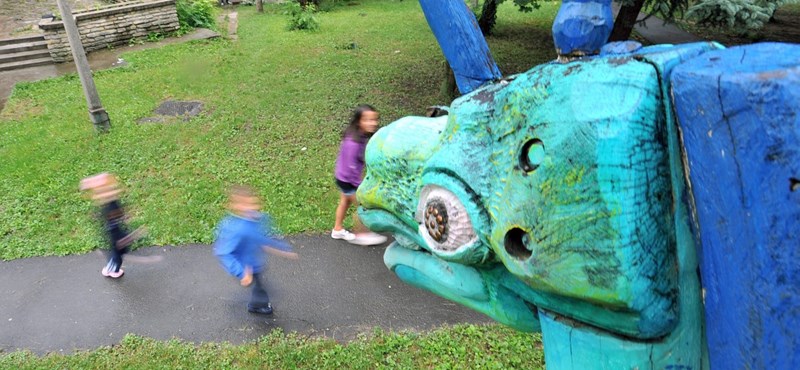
[213, 212, 293, 279]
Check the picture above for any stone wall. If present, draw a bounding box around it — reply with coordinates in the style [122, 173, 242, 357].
[39, 0, 179, 62]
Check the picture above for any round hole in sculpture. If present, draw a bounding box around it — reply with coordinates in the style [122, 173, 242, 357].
[520, 139, 545, 172]
[504, 228, 532, 260]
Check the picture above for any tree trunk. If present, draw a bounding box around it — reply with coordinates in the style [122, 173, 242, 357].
[478, 0, 499, 36]
[257, 0, 263, 13]
[608, 0, 645, 42]
[441, 61, 459, 101]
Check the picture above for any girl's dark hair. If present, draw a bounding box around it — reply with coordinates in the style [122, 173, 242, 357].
[344, 104, 377, 141]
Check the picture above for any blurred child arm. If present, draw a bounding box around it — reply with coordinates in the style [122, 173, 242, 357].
[260, 234, 298, 259]
[239, 266, 253, 286]
[256, 213, 296, 256]
[264, 247, 299, 260]
[116, 226, 147, 249]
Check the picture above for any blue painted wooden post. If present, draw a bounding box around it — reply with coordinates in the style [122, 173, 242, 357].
[552, 0, 613, 57]
[418, 0, 502, 94]
[672, 43, 800, 370]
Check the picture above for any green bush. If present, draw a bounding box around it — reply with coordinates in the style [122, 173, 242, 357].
[686, 0, 798, 35]
[176, 0, 216, 34]
[285, 2, 320, 31]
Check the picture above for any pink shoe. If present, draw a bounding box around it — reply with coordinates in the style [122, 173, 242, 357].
[101, 265, 124, 278]
[349, 232, 388, 246]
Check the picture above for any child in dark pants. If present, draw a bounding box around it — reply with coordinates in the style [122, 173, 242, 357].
[80, 173, 145, 278]
[214, 185, 299, 315]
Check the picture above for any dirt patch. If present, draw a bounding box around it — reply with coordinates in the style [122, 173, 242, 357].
[138, 100, 204, 123]
[0, 98, 43, 121]
[0, 0, 102, 39]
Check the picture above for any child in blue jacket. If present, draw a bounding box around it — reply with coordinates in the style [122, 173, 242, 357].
[214, 185, 298, 315]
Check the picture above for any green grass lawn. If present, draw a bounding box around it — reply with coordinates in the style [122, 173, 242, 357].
[0, 0, 558, 260]
[0, 2, 555, 365]
[0, 325, 545, 368]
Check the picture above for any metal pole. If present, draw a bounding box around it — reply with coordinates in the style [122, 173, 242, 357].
[55, 0, 111, 132]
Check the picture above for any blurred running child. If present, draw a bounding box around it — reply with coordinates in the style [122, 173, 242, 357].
[80, 173, 146, 278]
[214, 185, 299, 315]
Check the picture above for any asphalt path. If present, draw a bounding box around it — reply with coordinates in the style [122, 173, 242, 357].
[0, 235, 490, 355]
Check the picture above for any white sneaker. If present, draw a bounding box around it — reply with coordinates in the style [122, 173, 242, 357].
[331, 229, 356, 241]
[349, 232, 388, 246]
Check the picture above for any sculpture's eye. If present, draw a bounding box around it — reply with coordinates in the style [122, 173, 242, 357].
[416, 185, 478, 253]
[520, 139, 545, 172]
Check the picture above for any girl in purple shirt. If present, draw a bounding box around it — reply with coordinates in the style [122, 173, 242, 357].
[331, 105, 388, 246]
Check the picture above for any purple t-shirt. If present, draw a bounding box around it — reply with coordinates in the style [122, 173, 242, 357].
[334, 134, 367, 187]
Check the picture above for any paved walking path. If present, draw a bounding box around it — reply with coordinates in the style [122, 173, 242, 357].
[0, 235, 490, 355]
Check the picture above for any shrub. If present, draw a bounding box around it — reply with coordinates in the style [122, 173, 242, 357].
[176, 0, 216, 34]
[285, 1, 320, 31]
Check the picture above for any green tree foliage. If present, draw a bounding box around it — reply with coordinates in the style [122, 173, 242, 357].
[687, 0, 798, 33]
[176, 0, 216, 34]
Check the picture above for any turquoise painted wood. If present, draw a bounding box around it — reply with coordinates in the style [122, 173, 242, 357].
[362, 1, 800, 369]
[359, 42, 728, 369]
[386, 244, 541, 332]
[539, 309, 703, 370]
[672, 43, 800, 370]
[534, 42, 722, 369]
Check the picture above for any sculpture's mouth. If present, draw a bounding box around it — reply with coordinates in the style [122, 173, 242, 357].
[358, 207, 429, 251]
[360, 180, 493, 263]
[381, 241, 541, 333]
[360, 207, 541, 332]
